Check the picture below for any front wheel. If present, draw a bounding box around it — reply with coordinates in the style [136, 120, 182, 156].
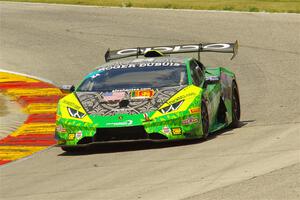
[201, 99, 209, 139]
[230, 82, 241, 128]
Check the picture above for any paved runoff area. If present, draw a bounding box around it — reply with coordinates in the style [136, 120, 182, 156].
[0, 2, 299, 200]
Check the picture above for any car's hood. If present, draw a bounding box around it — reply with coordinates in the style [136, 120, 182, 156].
[75, 86, 185, 116]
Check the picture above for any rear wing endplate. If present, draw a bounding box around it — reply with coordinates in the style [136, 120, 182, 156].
[105, 40, 238, 62]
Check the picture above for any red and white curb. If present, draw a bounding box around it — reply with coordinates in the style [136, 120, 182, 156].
[0, 71, 63, 165]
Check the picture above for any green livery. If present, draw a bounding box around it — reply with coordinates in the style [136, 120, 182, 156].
[55, 42, 240, 152]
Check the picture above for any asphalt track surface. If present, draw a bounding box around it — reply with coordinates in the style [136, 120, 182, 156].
[0, 2, 300, 200]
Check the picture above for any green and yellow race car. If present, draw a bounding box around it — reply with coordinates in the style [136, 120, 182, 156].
[55, 42, 240, 152]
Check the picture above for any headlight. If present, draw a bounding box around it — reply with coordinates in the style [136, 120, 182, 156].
[67, 107, 86, 119]
[159, 100, 184, 114]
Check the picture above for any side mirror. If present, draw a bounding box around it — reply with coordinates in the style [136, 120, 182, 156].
[60, 85, 75, 93]
[203, 76, 220, 88]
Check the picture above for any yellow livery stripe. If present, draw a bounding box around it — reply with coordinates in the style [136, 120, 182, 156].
[59, 94, 93, 123]
[151, 85, 202, 118]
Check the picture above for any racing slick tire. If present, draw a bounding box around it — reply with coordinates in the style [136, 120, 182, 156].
[230, 81, 241, 128]
[201, 99, 209, 139]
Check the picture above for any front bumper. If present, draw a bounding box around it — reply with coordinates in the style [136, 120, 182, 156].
[55, 112, 202, 146]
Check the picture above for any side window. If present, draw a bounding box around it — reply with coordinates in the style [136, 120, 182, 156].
[190, 60, 204, 86]
[194, 60, 205, 73]
[190, 61, 201, 86]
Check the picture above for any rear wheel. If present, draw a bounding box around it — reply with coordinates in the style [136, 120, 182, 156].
[201, 99, 209, 139]
[230, 82, 240, 128]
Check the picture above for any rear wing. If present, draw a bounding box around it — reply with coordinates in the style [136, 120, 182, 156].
[105, 40, 238, 62]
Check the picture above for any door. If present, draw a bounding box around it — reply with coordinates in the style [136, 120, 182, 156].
[190, 59, 221, 128]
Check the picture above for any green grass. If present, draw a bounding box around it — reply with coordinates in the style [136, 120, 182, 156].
[2, 0, 300, 13]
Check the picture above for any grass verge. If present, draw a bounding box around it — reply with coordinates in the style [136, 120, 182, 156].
[1, 0, 300, 13]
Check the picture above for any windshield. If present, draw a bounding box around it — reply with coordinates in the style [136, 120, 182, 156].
[77, 63, 187, 92]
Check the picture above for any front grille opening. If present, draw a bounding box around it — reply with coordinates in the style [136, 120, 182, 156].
[94, 126, 148, 142]
[78, 137, 93, 144]
[149, 133, 168, 140]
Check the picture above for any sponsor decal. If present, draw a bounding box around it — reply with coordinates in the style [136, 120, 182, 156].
[62, 100, 81, 110]
[67, 107, 86, 119]
[189, 107, 201, 114]
[56, 125, 66, 133]
[182, 117, 199, 125]
[75, 131, 82, 139]
[143, 113, 151, 122]
[91, 73, 101, 79]
[172, 127, 182, 135]
[203, 43, 230, 50]
[131, 89, 155, 99]
[106, 120, 133, 126]
[116, 44, 231, 56]
[98, 62, 181, 72]
[103, 92, 125, 101]
[113, 88, 151, 92]
[91, 70, 106, 79]
[68, 134, 75, 140]
[168, 93, 196, 104]
[162, 126, 171, 134]
[206, 76, 220, 82]
[57, 140, 66, 145]
[159, 100, 184, 114]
